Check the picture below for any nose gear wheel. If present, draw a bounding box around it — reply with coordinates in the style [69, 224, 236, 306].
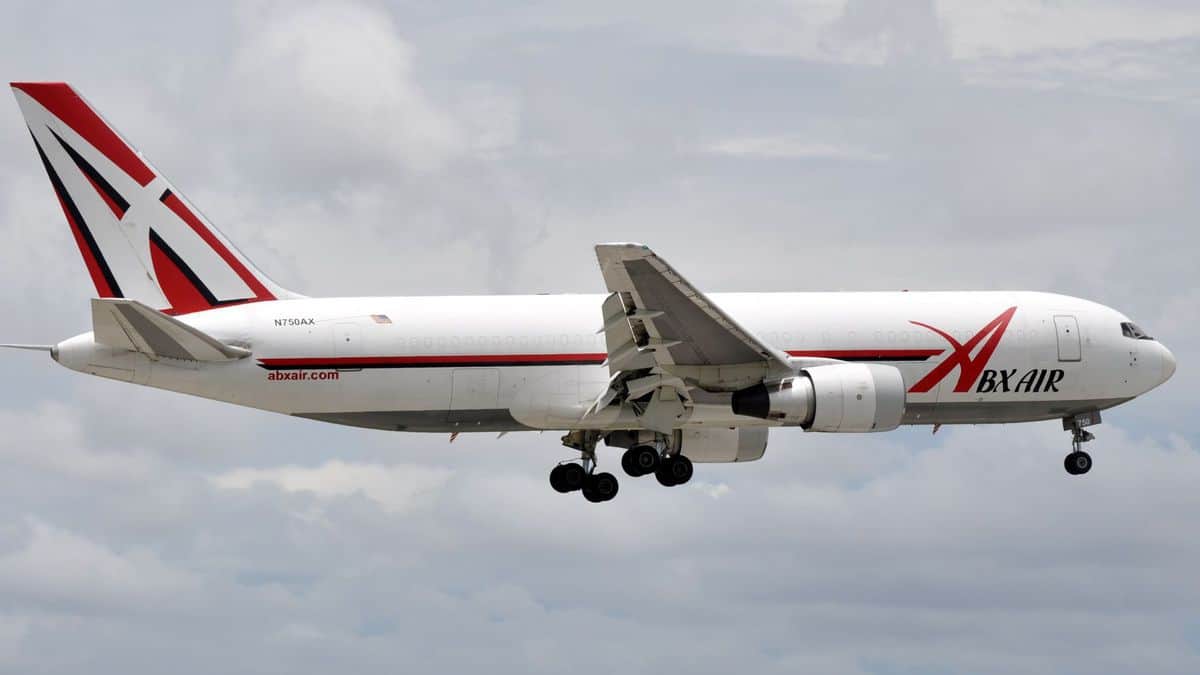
[1062, 412, 1100, 476]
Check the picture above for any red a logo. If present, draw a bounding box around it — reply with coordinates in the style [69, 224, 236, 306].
[908, 307, 1018, 393]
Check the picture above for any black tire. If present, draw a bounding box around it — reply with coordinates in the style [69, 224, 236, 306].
[631, 445, 659, 476]
[1064, 451, 1092, 475]
[549, 464, 570, 493]
[582, 479, 599, 502]
[621, 449, 637, 477]
[669, 454, 694, 485]
[583, 472, 619, 503]
[593, 472, 619, 501]
[559, 463, 586, 492]
[655, 457, 678, 487]
[1071, 451, 1092, 475]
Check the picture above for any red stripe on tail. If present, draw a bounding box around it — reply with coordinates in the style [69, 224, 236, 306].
[52, 186, 117, 297]
[160, 192, 276, 302]
[11, 82, 156, 186]
[149, 234, 214, 314]
[82, 171, 126, 219]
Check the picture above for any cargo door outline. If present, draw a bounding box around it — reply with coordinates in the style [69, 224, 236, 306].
[449, 369, 500, 423]
[1053, 315, 1081, 362]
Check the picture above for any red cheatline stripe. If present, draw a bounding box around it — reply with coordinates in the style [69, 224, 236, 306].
[786, 349, 943, 360]
[259, 349, 942, 370]
[159, 191, 276, 302]
[259, 353, 608, 370]
[11, 82, 156, 186]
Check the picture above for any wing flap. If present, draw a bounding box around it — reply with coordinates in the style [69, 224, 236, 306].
[596, 243, 791, 369]
[587, 243, 797, 425]
[595, 243, 792, 374]
[91, 298, 250, 362]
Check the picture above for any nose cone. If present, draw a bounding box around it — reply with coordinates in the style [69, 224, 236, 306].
[1161, 343, 1177, 383]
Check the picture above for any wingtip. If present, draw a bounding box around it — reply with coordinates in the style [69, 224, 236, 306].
[594, 242, 654, 262]
[595, 242, 649, 249]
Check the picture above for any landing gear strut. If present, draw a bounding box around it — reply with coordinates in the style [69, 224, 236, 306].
[1062, 412, 1100, 476]
[551, 430, 618, 502]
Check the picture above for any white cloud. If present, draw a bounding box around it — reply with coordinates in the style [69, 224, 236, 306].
[0, 518, 196, 610]
[692, 481, 731, 499]
[654, 0, 948, 66]
[939, 0, 1200, 59]
[0, 402, 160, 483]
[211, 460, 452, 514]
[961, 39, 1200, 104]
[702, 136, 889, 162]
[231, 1, 463, 175]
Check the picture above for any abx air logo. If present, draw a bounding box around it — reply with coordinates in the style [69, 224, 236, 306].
[907, 306, 1065, 395]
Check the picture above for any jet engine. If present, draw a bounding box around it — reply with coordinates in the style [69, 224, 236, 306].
[731, 363, 906, 432]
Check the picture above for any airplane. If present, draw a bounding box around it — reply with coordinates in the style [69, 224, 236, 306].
[3, 82, 1176, 503]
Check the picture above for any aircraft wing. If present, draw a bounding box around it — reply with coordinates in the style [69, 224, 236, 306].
[590, 243, 793, 429]
[92, 298, 250, 362]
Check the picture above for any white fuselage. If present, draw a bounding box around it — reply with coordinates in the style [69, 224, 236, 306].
[51, 291, 1175, 433]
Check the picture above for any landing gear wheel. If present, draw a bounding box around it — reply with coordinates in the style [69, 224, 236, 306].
[549, 463, 585, 493]
[1062, 413, 1099, 477]
[1064, 451, 1092, 476]
[655, 455, 694, 487]
[671, 454, 693, 485]
[582, 472, 619, 502]
[622, 445, 660, 477]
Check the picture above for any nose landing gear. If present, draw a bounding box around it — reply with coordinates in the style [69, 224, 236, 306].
[1062, 412, 1100, 476]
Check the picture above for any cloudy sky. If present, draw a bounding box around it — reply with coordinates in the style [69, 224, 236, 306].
[0, 1, 1198, 673]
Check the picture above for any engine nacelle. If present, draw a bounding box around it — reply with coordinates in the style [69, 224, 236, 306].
[730, 376, 814, 426]
[731, 363, 906, 432]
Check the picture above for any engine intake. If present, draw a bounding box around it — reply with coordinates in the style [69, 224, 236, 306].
[731, 363, 906, 432]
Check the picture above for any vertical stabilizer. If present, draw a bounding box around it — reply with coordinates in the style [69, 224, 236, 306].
[10, 82, 298, 313]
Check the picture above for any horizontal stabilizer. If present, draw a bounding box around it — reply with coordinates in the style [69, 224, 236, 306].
[91, 298, 250, 362]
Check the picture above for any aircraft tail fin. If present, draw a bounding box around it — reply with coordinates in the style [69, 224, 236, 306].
[10, 82, 298, 314]
[92, 298, 251, 362]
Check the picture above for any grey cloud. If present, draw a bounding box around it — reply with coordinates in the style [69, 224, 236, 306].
[0, 1, 1198, 674]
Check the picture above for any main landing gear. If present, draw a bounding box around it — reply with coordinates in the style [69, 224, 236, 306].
[549, 431, 696, 502]
[1062, 411, 1101, 476]
[549, 430, 619, 503]
[620, 443, 693, 487]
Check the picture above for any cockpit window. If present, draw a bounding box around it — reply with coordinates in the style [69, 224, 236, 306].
[1120, 322, 1153, 340]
